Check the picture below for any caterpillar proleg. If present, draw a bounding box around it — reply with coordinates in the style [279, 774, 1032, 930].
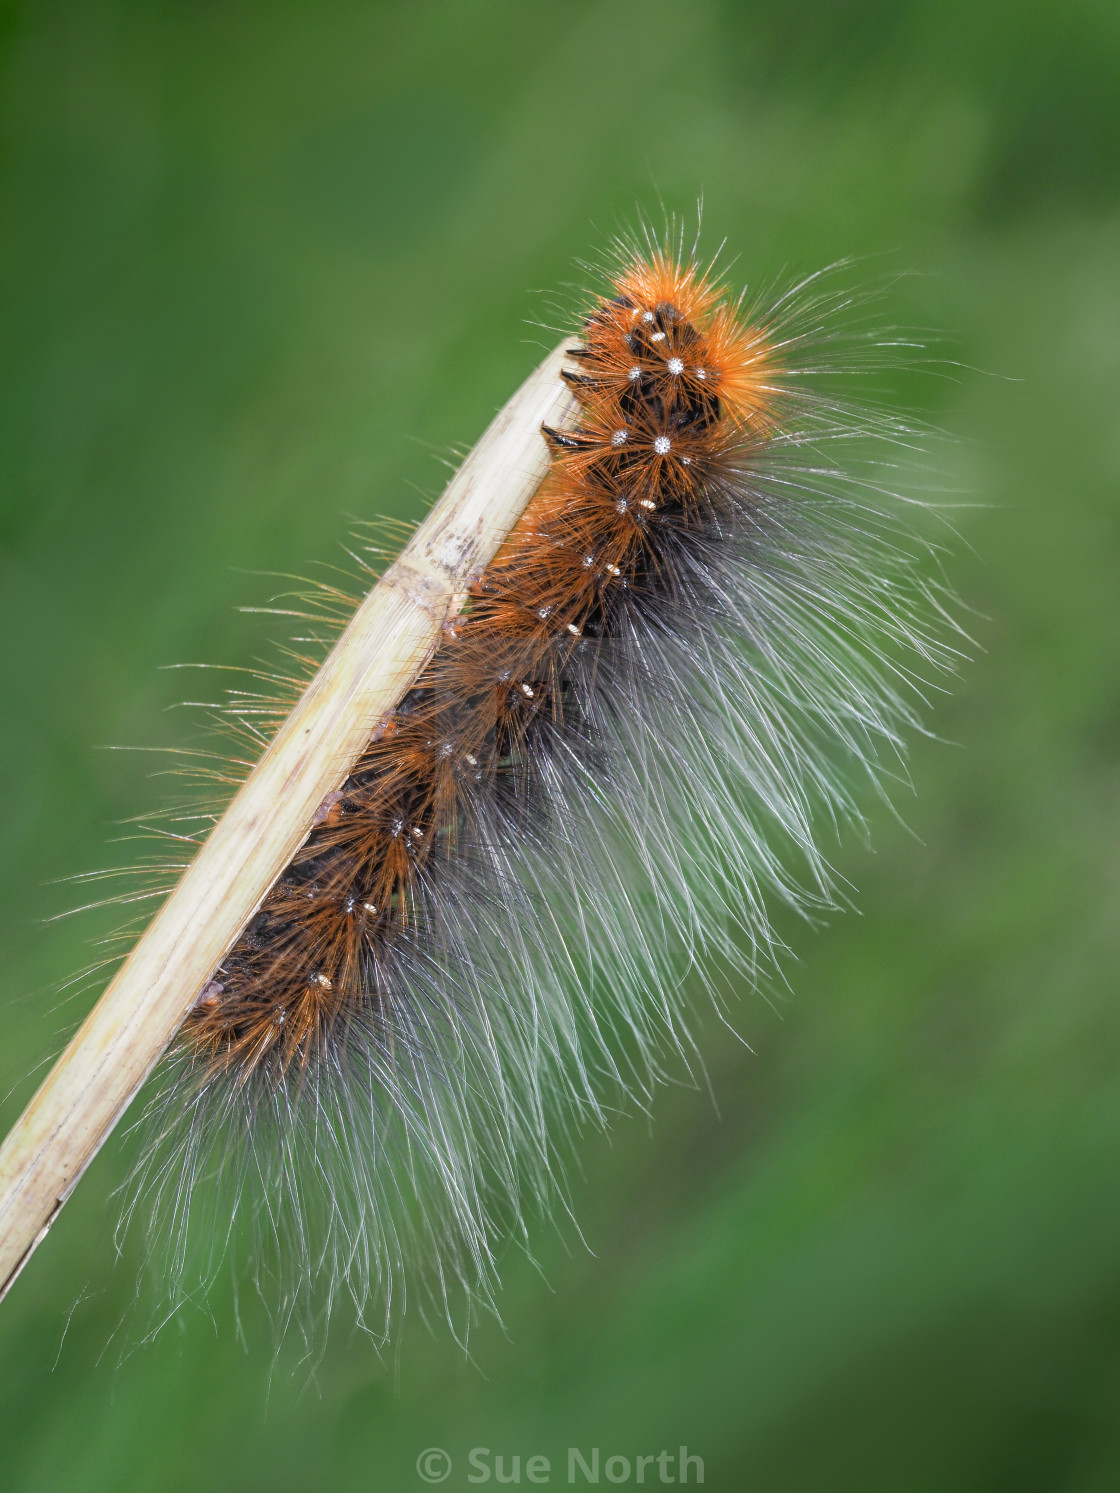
[0, 228, 959, 1340]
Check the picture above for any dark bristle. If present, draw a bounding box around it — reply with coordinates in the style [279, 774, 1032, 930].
[541, 424, 589, 451]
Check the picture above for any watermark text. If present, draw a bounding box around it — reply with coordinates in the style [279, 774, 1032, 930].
[417, 1446, 704, 1484]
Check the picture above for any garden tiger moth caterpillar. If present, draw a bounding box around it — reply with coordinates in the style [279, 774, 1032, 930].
[0, 223, 961, 1343]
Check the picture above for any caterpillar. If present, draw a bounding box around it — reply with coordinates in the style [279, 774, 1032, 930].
[0, 227, 960, 1343]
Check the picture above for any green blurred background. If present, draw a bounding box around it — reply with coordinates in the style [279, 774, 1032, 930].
[1, 0, 1119, 1488]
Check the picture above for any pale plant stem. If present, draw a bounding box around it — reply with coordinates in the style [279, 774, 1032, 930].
[0, 340, 579, 1303]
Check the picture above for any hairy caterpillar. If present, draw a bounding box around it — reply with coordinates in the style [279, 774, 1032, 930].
[0, 227, 959, 1341]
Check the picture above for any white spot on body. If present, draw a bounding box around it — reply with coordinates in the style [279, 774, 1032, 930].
[611, 429, 628, 447]
[653, 436, 672, 456]
[695, 368, 707, 381]
[642, 311, 656, 323]
[667, 357, 684, 375]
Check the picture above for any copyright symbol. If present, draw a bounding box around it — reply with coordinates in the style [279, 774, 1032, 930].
[416, 1447, 452, 1483]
